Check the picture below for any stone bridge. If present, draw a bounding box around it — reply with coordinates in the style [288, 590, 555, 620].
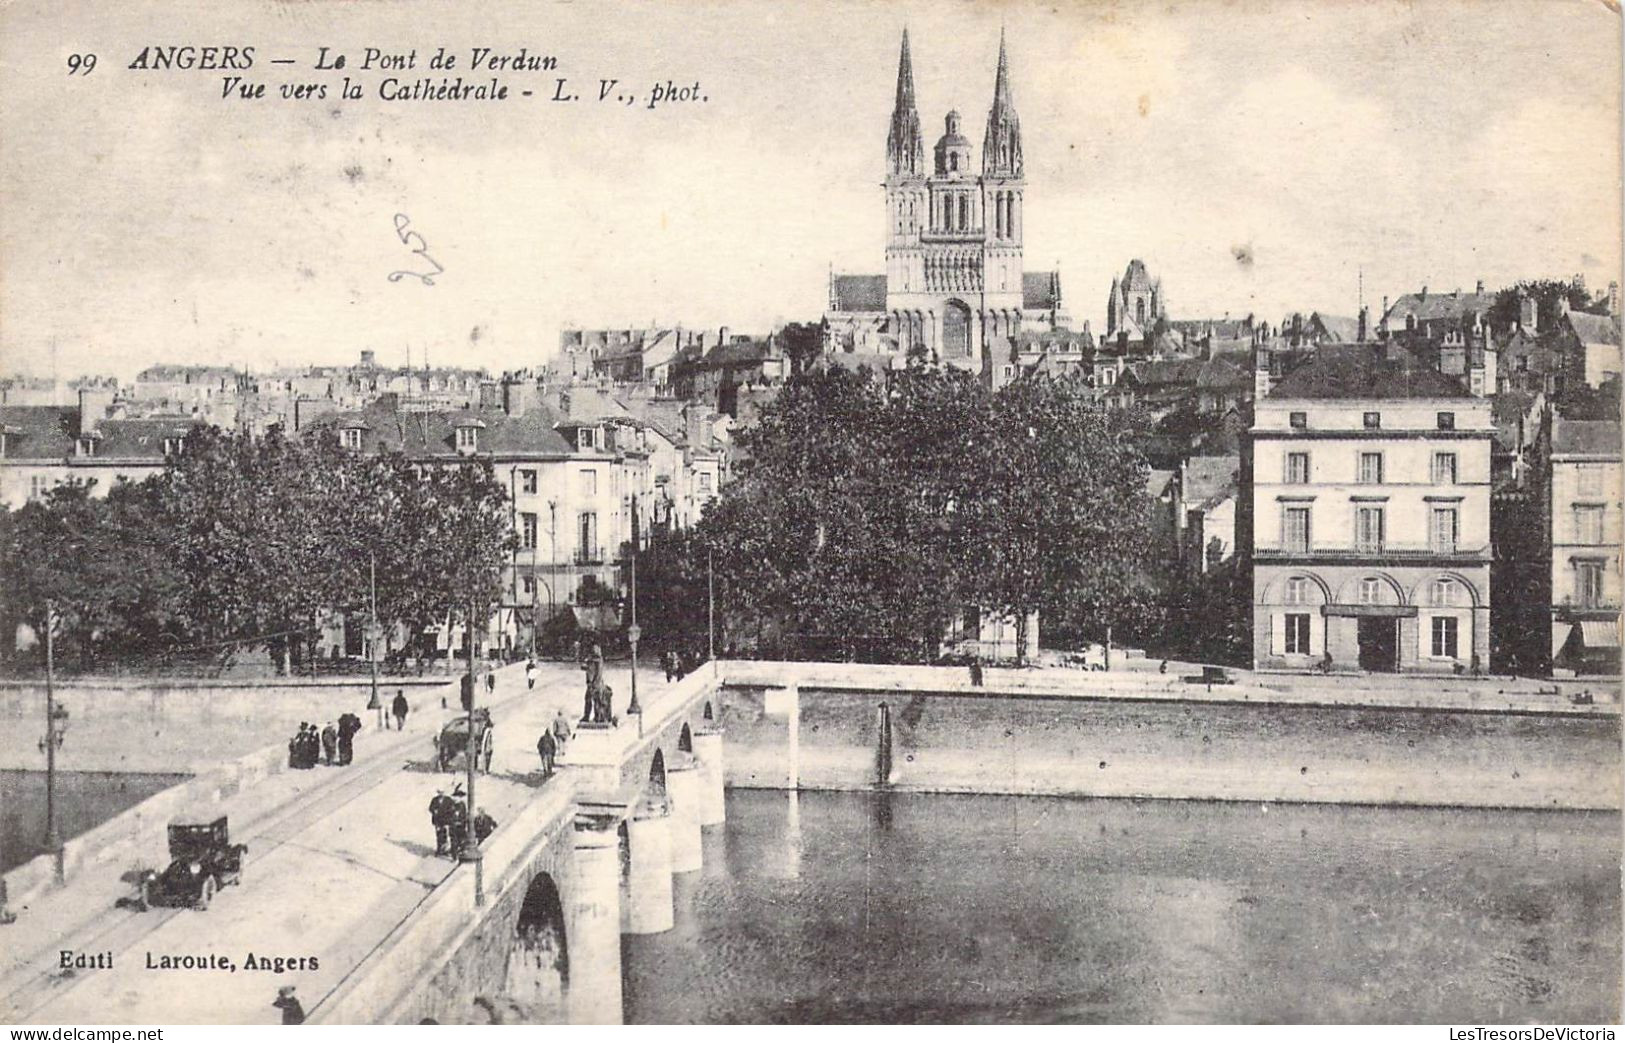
[311, 665, 725, 1025]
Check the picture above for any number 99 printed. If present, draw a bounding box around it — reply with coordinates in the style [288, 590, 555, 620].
[67, 53, 97, 75]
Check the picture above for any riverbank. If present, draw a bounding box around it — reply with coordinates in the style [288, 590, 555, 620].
[717, 681, 1622, 811]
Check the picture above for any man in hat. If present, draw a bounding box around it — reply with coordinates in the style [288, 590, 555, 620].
[525, 657, 538, 691]
[429, 789, 454, 856]
[391, 689, 409, 730]
[272, 985, 305, 1025]
[536, 727, 557, 777]
[447, 784, 469, 855]
[550, 708, 572, 756]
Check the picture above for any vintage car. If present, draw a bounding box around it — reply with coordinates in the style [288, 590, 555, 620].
[435, 708, 494, 773]
[139, 816, 247, 911]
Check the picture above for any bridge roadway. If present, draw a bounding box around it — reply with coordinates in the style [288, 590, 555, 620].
[0, 659, 707, 1025]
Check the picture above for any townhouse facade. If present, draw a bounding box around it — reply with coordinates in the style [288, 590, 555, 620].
[0, 390, 189, 509]
[1251, 344, 1493, 674]
[1547, 418, 1622, 676]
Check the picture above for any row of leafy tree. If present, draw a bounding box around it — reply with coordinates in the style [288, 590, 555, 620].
[634, 366, 1161, 664]
[1, 427, 513, 674]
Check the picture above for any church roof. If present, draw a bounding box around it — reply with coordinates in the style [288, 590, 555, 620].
[831, 274, 887, 313]
[1022, 271, 1061, 311]
[1121, 259, 1156, 292]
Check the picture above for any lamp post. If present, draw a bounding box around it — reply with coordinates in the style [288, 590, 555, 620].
[707, 547, 715, 664]
[461, 589, 484, 907]
[40, 600, 65, 879]
[368, 554, 382, 729]
[626, 494, 642, 719]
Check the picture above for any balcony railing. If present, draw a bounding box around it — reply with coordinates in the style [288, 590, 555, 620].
[1257, 543, 1489, 560]
[574, 549, 604, 566]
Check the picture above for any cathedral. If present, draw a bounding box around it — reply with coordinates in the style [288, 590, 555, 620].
[824, 31, 1070, 374]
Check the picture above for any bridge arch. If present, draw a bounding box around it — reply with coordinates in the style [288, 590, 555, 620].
[649, 748, 668, 800]
[678, 723, 693, 753]
[702, 700, 714, 722]
[504, 872, 568, 1021]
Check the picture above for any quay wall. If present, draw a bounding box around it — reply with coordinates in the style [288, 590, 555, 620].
[718, 672, 1622, 812]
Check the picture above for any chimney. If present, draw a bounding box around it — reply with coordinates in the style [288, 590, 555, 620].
[1420, 286, 1428, 300]
[77, 387, 114, 436]
[1358, 306, 1369, 342]
[1611, 281, 1621, 318]
[1557, 295, 1571, 319]
[1379, 295, 1389, 335]
[1518, 292, 1537, 334]
[502, 377, 528, 418]
[719, 326, 731, 344]
[1475, 280, 1485, 295]
[359, 349, 376, 367]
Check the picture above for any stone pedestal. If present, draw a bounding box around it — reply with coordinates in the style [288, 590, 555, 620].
[623, 808, 674, 935]
[666, 760, 704, 874]
[567, 824, 623, 1025]
[693, 729, 727, 826]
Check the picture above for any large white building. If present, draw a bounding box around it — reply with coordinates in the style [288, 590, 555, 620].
[1251, 344, 1493, 674]
[1548, 418, 1622, 676]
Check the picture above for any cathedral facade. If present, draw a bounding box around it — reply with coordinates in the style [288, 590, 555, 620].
[825, 31, 1069, 374]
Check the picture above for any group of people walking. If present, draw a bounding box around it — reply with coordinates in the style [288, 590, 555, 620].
[535, 707, 572, 776]
[661, 648, 704, 683]
[287, 713, 363, 769]
[428, 784, 497, 858]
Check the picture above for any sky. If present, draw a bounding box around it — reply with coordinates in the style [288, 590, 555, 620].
[1, 0, 1620, 381]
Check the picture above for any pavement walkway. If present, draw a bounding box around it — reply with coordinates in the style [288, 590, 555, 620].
[1, 661, 667, 1024]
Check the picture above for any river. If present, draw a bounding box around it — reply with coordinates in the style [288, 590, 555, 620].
[0, 770, 191, 874]
[622, 790, 1621, 1024]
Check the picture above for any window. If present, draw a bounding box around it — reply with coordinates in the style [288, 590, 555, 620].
[1284, 507, 1311, 552]
[577, 511, 597, 561]
[1285, 576, 1310, 605]
[1285, 452, 1310, 484]
[1356, 505, 1385, 553]
[1363, 411, 1381, 429]
[1428, 578, 1458, 607]
[163, 437, 183, 457]
[1284, 613, 1311, 655]
[1578, 464, 1604, 496]
[1432, 452, 1458, 485]
[1436, 412, 1455, 431]
[521, 469, 537, 495]
[1576, 561, 1605, 607]
[577, 428, 594, 451]
[1359, 577, 1382, 604]
[341, 427, 362, 450]
[1289, 411, 1307, 430]
[1358, 452, 1384, 484]
[522, 576, 536, 597]
[1575, 506, 1604, 544]
[78, 436, 96, 457]
[29, 474, 51, 500]
[698, 472, 713, 493]
[580, 469, 598, 496]
[1430, 507, 1459, 553]
[455, 426, 478, 451]
[521, 512, 538, 551]
[1430, 616, 1459, 658]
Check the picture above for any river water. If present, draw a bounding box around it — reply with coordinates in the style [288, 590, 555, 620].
[622, 790, 1621, 1024]
[0, 770, 191, 874]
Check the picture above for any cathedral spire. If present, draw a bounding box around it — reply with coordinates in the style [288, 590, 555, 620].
[983, 28, 1023, 178]
[887, 30, 925, 178]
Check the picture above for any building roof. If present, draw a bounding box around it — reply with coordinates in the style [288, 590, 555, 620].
[1183, 454, 1240, 509]
[0, 406, 77, 458]
[1566, 310, 1621, 345]
[1121, 259, 1156, 292]
[307, 399, 577, 457]
[1382, 289, 1495, 328]
[1551, 419, 1621, 457]
[1266, 344, 1473, 400]
[1022, 271, 1062, 311]
[1313, 314, 1361, 343]
[830, 274, 887, 312]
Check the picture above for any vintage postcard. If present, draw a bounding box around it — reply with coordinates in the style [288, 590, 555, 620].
[0, 0, 1620, 1029]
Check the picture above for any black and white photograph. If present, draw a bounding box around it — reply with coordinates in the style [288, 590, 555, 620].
[0, 0, 1620, 1028]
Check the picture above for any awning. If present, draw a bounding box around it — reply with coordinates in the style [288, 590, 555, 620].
[1579, 620, 1621, 648]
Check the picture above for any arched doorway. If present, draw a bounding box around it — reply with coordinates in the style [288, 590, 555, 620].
[942, 299, 971, 359]
[504, 872, 569, 1021]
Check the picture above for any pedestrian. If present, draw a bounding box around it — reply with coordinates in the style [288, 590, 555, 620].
[969, 658, 984, 687]
[1159, 659, 1168, 675]
[662, 650, 675, 683]
[320, 722, 338, 766]
[537, 728, 557, 776]
[272, 985, 305, 1025]
[392, 689, 409, 730]
[337, 713, 361, 765]
[525, 657, 538, 691]
[287, 725, 304, 770]
[485, 670, 496, 695]
[429, 789, 453, 856]
[447, 785, 469, 854]
[551, 707, 572, 755]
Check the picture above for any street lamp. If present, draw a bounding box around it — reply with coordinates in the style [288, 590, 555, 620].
[461, 588, 484, 908]
[626, 493, 643, 719]
[40, 600, 65, 878]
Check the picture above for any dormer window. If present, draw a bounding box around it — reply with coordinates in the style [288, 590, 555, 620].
[455, 425, 479, 452]
[578, 428, 593, 451]
[341, 427, 363, 451]
[163, 436, 183, 457]
[78, 436, 97, 457]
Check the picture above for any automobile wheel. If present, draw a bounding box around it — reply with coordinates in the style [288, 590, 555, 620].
[196, 875, 217, 911]
[138, 877, 154, 912]
[234, 858, 245, 887]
